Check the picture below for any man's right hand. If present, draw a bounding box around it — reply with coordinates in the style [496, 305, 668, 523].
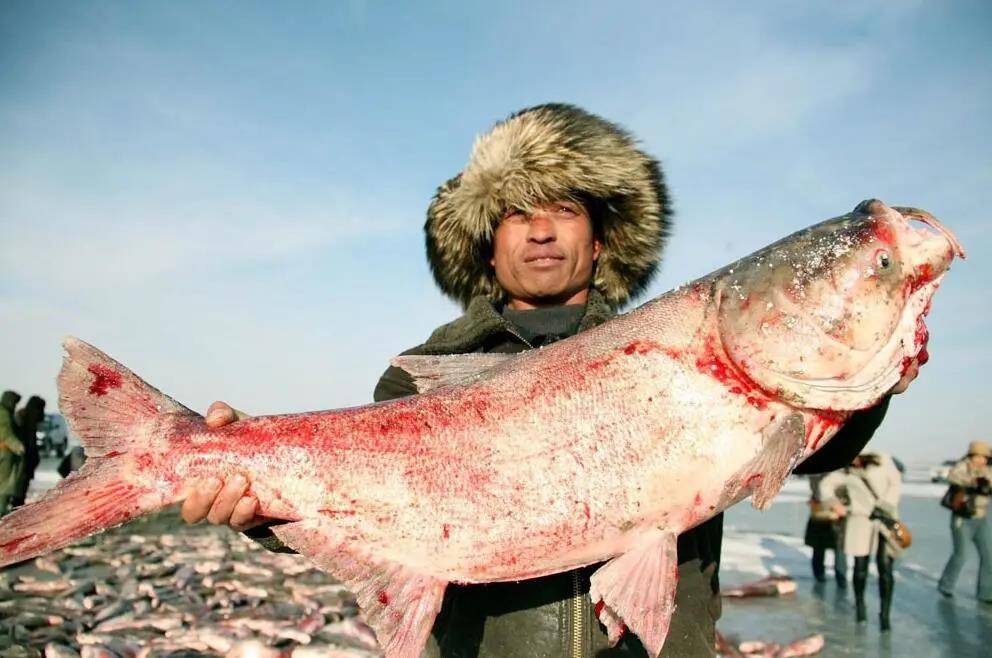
[180, 401, 264, 532]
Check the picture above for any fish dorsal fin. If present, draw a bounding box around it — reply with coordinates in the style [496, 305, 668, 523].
[391, 353, 515, 393]
[589, 529, 679, 657]
[273, 520, 447, 658]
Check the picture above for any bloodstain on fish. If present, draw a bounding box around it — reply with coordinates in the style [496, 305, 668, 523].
[804, 411, 846, 450]
[908, 263, 935, 292]
[0, 534, 35, 553]
[695, 337, 769, 410]
[377, 591, 390, 605]
[587, 339, 681, 372]
[872, 220, 897, 247]
[87, 364, 122, 397]
[443, 523, 451, 539]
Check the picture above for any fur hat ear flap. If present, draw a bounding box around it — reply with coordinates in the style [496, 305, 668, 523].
[425, 103, 672, 309]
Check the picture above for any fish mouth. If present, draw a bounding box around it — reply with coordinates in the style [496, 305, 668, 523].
[892, 206, 966, 260]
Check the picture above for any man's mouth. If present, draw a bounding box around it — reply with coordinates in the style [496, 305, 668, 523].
[524, 253, 565, 266]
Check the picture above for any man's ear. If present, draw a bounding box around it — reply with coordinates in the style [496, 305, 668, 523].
[592, 238, 602, 261]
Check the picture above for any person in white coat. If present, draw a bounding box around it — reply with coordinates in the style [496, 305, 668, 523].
[820, 451, 902, 631]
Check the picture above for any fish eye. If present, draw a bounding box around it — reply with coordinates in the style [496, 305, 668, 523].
[875, 250, 891, 270]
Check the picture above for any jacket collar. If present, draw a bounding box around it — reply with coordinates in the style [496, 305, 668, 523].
[420, 288, 614, 355]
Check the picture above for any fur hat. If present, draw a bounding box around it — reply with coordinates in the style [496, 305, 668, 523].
[425, 103, 671, 309]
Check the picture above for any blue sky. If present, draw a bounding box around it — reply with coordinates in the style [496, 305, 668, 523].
[1, 1, 989, 464]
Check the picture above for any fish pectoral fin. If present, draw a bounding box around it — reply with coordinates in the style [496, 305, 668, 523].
[391, 353, 515, 392]
[588, 529, 678, 657]
[273, 520, 446, 658]
[747, 412, 807, 510]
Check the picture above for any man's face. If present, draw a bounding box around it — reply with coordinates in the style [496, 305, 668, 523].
[490, 200, 601, 309]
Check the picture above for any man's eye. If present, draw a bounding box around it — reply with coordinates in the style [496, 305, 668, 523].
[556, 205, 577, 216]
[502, 209, 526, 223]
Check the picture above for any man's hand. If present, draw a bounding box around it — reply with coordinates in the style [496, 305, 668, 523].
[890, 340, 929, 395]
[181, 401, 264, 532]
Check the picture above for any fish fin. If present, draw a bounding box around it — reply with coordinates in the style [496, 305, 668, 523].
[58, 336, 192, 456]
[1, 338, 191, 567]
[274, 520, 447, 658]
[747, 412, 807, 510]
[588, 529, 679, 657]
[0, 458, 162, 567]
[391, 353, 514, 393]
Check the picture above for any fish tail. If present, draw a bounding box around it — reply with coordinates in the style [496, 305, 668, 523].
[0, 337, 195, 567]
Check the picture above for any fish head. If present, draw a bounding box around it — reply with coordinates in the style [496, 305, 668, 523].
[714, 199, 964, 411]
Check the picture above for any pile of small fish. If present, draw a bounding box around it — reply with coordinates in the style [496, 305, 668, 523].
[0, 509, 382, 657]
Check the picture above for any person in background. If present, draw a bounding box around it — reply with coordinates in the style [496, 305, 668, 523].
[0, 390, 24, 515]
[804, 473, 847, 587]
[11, 395, 45, 507]
[937, 440, 992, 602]
[821, 452, 902, 631]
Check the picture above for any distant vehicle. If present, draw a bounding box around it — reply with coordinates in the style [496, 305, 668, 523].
[930, 459, 958, 483]
[38, 413, 69, 458]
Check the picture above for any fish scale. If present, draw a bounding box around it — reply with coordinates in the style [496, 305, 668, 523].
[0, 200, 964, 658]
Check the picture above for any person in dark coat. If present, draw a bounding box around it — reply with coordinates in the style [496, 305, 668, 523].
[804, 473, 847, 586]
[0, 390, 24, 515]
[180, 105, 926, 657]
[12, 395, 45, 507]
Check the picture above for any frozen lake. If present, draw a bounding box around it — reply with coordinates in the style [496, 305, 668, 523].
[720, 477, 992, 656]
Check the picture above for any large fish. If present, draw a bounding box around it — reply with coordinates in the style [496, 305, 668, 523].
[0, 200, 964, 657]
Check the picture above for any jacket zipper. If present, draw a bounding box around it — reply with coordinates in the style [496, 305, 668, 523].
[502, 324, 534, 349]
[571, 570, 585, 658]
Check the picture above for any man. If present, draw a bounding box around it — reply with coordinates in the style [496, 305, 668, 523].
[12, 396, 45, 508]
[184, 104, 919, 656]
[0, 390, 24, 516]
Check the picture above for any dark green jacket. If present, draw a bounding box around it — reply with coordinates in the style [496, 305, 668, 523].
[372, 289, 889, 658]
[0, 396, 24, 498]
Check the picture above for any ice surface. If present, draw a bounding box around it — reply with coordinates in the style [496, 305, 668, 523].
[721, 476, 991, 656]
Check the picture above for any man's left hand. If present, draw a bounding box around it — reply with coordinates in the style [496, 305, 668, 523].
[890, 338, 929, 395]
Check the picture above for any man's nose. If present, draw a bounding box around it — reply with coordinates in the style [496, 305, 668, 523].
[527, 212, 556, 243]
